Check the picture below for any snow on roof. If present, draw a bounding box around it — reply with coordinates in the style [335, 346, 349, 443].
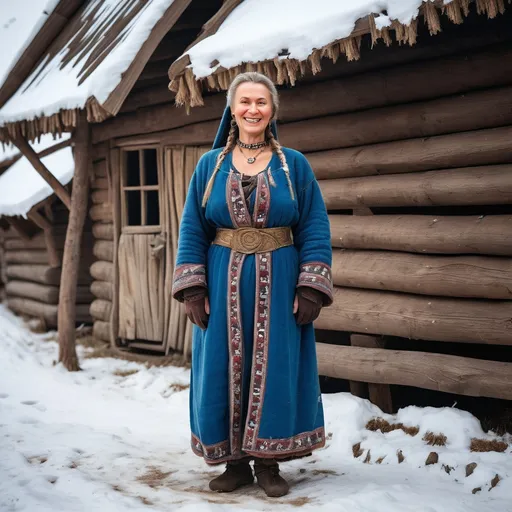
[170, 0, 508, 107]
[185, 0, 428, 80]
[0, 135, 73, 217]
[0, 0, 176, 128]
[0, 0, 60, 89]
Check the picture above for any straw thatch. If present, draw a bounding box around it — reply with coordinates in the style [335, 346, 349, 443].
[169, 0, 509, 109]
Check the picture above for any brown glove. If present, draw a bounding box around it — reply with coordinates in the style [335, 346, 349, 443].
[295, 287, 324, 326]
[182, 286, 209, 330]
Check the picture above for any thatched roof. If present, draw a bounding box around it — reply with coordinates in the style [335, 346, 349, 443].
[0, 0, 192, 143]
[168, 0, 509, 109]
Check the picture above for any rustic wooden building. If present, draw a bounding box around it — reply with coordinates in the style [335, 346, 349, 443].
[0, 0, 225, 362]
[159, 0, 512, 406]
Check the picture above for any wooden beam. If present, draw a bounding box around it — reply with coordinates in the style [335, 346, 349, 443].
[332, 249, 512, 300]
[93, 240, 114, 262]
[102, 0, 193, 116]
[6, 216, 39, 240]
[350, 335, 393, 413]
[58, 112, 90, 371]
[90, 260, 114, 283]
[316, 343, 512, 401]
[280, 86, 512, 153]
[5, 250, 55, 265]
[92, 222, 113, 240]
[315, 287, 512, 345]
[90, 280, 113, 301]
[330, 214, 512, 256]
[6, 264, 90, 286]
[320, 165, 512, 209]
[5, 281, 92, 304]
[309, 126, 512, 180]
[11, 134, 72, 209]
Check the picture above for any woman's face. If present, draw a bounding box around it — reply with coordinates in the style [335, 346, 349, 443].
[232, 82, 273, 141]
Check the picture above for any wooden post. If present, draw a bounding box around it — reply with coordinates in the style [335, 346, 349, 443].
[11, 133, 72, 210]
[351, 334, 393, 413]
[27, 208, 60, 268]
[58, 112, 90, 371]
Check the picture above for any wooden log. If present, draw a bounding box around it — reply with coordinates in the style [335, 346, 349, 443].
[279, 44, 512, 124]
[6, 264, 91, 285]
[58, 113, 90, 371]
[309, 126, 512, 180]
[332, 249, 512, 299]
[90, 280, 113, 301]
[4, 232, 92, 250]
[7, 297, 59, 325]
[93, 240, 114, 262]
[350, 335, 393, 413]
[93, 321, 111, 343]
[320, 165, 512, 210]
[90, 299, 112, 322]
[11, 134, 71, 209]
[91, 189, 109, 204]
[89, 204, 113, 223]
[280, 86, 512, 153]
[315, 287, 512, 345]
[330, 215, 512, 256]
[43, 229, 61, 268]
[93, 159, 107, 179]
[5, 281, 93, 304]
[90, 261, 114, 283]
[92, 222, 113, 240]
[5, 250, 59, 265]
[316, 343, 512, 401]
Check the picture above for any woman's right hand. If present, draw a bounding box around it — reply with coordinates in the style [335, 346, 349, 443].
[183, 287, 209, 330]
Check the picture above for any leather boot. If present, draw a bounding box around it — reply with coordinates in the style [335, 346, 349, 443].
[209, 460, 254, 492]
[254, 458, 289, 497]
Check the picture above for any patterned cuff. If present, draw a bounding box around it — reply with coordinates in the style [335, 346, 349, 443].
[297, 262, 333, 307]
[172, 264, 207, 302]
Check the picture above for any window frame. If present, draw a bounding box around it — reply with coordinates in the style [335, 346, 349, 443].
[120, 145, 162, 234]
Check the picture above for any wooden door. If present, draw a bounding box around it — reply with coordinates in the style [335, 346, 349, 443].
[118, 146, 165, 344]
[162, 146, 209, 355]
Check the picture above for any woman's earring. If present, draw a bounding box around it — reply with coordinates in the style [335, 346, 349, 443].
[230, 117, 237, 128]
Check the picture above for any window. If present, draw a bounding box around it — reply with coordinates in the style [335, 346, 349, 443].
[121, 148, 161, 231]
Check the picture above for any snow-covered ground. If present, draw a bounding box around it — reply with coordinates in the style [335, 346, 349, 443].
[0, 303, 510, 511]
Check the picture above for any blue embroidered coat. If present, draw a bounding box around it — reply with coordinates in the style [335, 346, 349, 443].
[172, 120, 333, 465]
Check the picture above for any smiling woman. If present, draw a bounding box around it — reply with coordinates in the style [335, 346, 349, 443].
[171, 72, 333, 498]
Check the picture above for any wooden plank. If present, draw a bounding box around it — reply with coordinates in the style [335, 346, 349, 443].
[309, 126, 512, 180]
[315, 287, 512, 345]
[279, 86, 512, 153]
[330, 215, 512, 256]
[110, 147, 121, 347]
[332, 249, 512, 299]
[320, 165, 512, 209]
[12, 135, 71, 209]
[316, 343, 512, 400]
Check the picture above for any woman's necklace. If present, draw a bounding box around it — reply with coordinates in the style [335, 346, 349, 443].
[237, 139, 268, 150]
[238, 145, 265, 164]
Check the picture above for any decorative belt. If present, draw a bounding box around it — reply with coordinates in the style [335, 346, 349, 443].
[212, 227, 293, 254]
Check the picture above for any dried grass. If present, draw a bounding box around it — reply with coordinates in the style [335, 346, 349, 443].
[425, 452, 439, 465]
[397, 450, 405, 463]
[470, 438, 508, 453]
[113, 369, 139, 377]
[352, 442, 363, 458]
[136, 466, 174, 488]
[366, 417, 419, 436]
[423, 431, 447, 446]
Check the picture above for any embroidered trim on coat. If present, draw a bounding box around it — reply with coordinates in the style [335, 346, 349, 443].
[227, 251, 246, 455]
[297, 262, 334, 306]
[227, 170, 252, 228]
[243, 251, 272, 451]
[247, 426, 326, 457]
[191, 434, 230, 464]
[253, 172, 270, 228]
[172, 263, 207, 301]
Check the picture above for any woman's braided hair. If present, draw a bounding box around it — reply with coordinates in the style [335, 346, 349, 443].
[201, 72, 294, 206]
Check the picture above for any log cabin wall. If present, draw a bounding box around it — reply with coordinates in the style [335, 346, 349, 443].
[89, 156, 114, 343]
[2, 202, 94, 328]
[90, 8, 512, 399]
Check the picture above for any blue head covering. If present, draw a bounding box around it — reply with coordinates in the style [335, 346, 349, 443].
[212, 106, 279, 150]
